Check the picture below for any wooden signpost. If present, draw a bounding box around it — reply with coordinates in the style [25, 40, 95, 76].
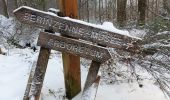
[14, 6, 141, 52]
[13, 6, 141, 100]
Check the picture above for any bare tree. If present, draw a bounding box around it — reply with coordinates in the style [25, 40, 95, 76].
[138, 0, 147, 25]
[117, 0, 127, 27]
[14, 0, 18, 8]
[163, 0, 170, 15]
[0, 48, 2, 54]
[2, 0, 9, 18]
[17, 0, 46, 10]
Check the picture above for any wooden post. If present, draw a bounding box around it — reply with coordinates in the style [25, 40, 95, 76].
[82, 76, 101, 100]
[23, 47, 51, 100]
[23, 61, 37, 100]
[23, 29, 54, 100]
[83, 61, 101, 92]
[93, 76, 101, 100]
[58, 0, 81, 99]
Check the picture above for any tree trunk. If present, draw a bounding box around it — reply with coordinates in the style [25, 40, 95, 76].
[14, 0, 18, 8]
[2, 0, 9, 18]
[163, 0, 170, 15]
[117, 0, 127, 27]
[138, 0, 147, 25]
[0, 48, 2, 54]
[17, 0, 46, 10]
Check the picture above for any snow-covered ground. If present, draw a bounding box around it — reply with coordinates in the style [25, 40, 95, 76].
[0, 48, 168, 100]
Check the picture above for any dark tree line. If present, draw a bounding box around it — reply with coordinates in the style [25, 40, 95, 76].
[1, 0, 169, 27]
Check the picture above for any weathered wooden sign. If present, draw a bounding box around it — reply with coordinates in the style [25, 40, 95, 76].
[14, 6, 142, 100]
[14, 6, 141, 52]
[38, 32, 111, 62]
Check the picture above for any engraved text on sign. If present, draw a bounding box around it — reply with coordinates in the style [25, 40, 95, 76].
[14, 6, 140, 51]
[37, 32, 111, 62]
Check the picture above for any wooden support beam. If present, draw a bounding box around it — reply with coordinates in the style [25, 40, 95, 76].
[23, 29, 53, 100]
[58, 0, 81, 99]
[93, 76, 101, 100]
[23, 61, 37, 100]
[26, 47, 51, 100]
[83, 61, 101, 92]
[34, 48, 50, 100]
[82, 76, 101, 100]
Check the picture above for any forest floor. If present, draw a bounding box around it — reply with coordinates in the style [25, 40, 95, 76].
[0, 48, 167, 100]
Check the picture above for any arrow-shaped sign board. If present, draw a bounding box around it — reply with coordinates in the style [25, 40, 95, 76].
[14, 6, 141, 51]
[37, 32, 111, 63]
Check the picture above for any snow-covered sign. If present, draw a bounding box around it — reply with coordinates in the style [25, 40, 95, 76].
[38, 32, 111, 62]
[14, 6, 141, 52]
[13, 6, 142, 100]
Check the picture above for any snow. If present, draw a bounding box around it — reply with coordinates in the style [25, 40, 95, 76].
[48, 8, 60, 15]
[96, 82, 166, 100]
[102, 22, 129, 36]
[0, 48, 168, 100]
[64, 17, 141, 40]
[157, 31, 170, 35]
[46, 12, 58, 16]
[0, 45, 7, 54]
[0, 50, 31, 100]
[129, 29, 147, 38]
[0, 15, 15, 39]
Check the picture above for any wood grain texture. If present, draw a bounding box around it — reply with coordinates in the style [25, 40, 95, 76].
[37, 32, 111, 62]
[59, 0, 81, 99]
[62, 52, 81, 99]
[14, 6, 141, 52]
[23, 47, 51, 100]
[30, 47, 51, 100]
[23, 61, 36, 100]
[23, 29, 53, 100]
[59, 0, 78, 18]
[83, 61, 101, 92]
[82, 76, 101, 100]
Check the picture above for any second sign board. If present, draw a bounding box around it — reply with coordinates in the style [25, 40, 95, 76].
[37, 32, 111, 63]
